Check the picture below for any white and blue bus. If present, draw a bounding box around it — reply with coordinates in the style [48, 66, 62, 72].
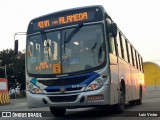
[15, 5, 145, 117]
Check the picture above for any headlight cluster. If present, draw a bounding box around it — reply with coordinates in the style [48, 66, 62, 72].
[85, 74, 108, 91]
[28, 83, 43, 94]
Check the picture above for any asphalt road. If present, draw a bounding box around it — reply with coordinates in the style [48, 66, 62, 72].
[0, 90, 160, 120]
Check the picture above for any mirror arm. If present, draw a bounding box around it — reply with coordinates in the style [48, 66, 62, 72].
[14, 32, 26, 54]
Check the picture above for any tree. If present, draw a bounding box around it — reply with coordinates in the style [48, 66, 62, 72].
[0, 49, 25, 91]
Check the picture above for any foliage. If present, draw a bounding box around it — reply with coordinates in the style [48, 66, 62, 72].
[0, 49, 25, 91]
[10, 91, 26, 99]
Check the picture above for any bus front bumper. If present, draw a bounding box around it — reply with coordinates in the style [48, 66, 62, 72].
[26, 84, 111, 108]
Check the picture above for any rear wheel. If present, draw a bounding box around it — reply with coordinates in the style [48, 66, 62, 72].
[129, 100, 136, 106]
[50, 107, 66, 117]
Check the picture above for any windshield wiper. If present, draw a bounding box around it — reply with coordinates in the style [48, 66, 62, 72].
[64, 23, 83, 43]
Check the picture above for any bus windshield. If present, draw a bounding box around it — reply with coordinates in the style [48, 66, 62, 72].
[26, 24, 105, 75]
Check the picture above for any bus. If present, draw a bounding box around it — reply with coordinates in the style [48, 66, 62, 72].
[15, 5, 145, 117]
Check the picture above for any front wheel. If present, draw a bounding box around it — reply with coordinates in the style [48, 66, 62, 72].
[115, 86, 125, 113]
[129, 100, 136, 106]
[50, 107, 66, 117]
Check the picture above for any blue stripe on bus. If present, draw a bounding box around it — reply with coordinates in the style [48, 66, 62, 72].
[30, 78, 37, 85]
[44, 72, 100, 91]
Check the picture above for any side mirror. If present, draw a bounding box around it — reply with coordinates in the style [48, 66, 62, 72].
[111, 23, 117, 37]
[14, 40, 18, 54]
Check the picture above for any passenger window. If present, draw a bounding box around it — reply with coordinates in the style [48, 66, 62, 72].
[126, 42, 130, 63]
[117, 32, 122, 58]
[138, 55, 142, 71]
[128, 44, 132, 66]
[119, 33, 124, 59]
[141, 58, 144, 72]
[133, 49, 137, 68]
[130, 46, 135, 67]
[140, 56, 143, 72]
[135, 52, 139, 70]
[121, 36, 128, 62]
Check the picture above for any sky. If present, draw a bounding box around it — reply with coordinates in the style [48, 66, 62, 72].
[1, 0, 160, 63]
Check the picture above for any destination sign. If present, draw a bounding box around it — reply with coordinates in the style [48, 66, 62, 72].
[37, 12, 88, 29]
[33, 11, 94, 31]
[28, 6, 103, 33]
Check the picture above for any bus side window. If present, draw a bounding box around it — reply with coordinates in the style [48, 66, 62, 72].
[121, 35, 128, 62]
[138, 54, 142, 71]
[128, 43, 132, 66]
[133, 49, 137, 68]
[126, 41, 130, 63]
[141, 57, 144, 72]
[135, 51, 139, 69]
[130, 46, 135, 67]
[140, 56, 143, 72]
[119, 33, 124, 59]
[117, 32, 122, 58]
[114, 37, 118, 56]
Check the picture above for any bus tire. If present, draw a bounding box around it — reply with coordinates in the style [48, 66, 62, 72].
[136, 87, 142, 105]
[115, 85, 125, 113]
[50, 107, 66, 117]
[129, 100, 136, 106]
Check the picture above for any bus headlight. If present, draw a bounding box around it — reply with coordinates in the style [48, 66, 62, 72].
[85, 78, 104, 91]
[29, 83, 43, 94]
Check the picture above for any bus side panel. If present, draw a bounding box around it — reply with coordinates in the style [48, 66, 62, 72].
[109, 53, 119, 105]
[118, 58, 130, 103]
[140, 71, 145, 98]
[130, 67, 139, 100]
